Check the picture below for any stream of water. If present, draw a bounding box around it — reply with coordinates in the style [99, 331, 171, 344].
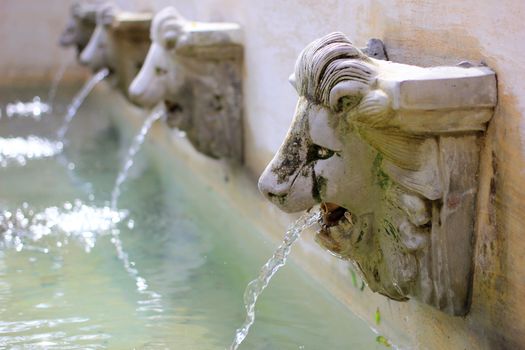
[110, 109, 164, 210]
[47, 59, 71, 110]
[108, 108, 166, 317]
[230, 210, 321, 350]
[57, 68, 110, 140]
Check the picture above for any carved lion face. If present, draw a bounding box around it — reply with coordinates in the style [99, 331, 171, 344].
[259, 33, 391, 215]
[79, 3, 117, 71]
[128, 7, 186, 108]
[258, 96, 383, 214]
[258, 32, 428, 302]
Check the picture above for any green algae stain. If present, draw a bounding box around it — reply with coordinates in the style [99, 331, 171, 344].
[350, 269, 358, 288]
[312, 175, 327, 203]
[372, 153, 391, 190]
[375, 307, 381, 325]
[376, 335, 392, 348]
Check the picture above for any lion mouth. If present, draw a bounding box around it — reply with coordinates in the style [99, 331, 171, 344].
[316, 202, 354, 254]
[164, 100, 184, 129]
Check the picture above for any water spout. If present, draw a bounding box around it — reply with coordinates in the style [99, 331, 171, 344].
[57, 68, 110, 140]
[230, 210, 321, 350]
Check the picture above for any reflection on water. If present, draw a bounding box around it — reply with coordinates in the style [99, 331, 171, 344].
[0, 200, 126, 253]
[0, 136, 63, 166]
[5, 97, 51, 120]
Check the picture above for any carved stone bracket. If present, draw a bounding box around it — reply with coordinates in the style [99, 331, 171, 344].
[129, 7, 244, 163]
[78, 2, 152, 97]
[109, 12, 152, 97]
[258, 32, 497, 315]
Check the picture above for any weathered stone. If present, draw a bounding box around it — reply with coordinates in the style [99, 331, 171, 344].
[361, 38, 388, 61]
[258, 32, 497, 316]
[128, 7, 244, 163]
[79, 2, 152, 97]
[109, 12, 152, 97]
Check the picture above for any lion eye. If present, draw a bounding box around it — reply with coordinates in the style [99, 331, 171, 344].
[336, 95, 362, 112]
[307, 144, 335, 162]
[316, 146, 333, 159]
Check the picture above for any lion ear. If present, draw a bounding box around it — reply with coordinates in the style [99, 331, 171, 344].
[163, 30, 179, 49]
[289, 74, 297, 90]
[329, 80, 372, 112]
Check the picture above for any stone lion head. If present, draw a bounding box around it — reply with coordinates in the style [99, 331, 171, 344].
[258, 32, 447, 303]
[128, 7, 187, 108]
[59, 1, 98, 55]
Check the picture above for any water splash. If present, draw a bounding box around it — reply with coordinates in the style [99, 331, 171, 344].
[0, 136, 63, 167]
[47, 58, 71, 110]
[0, 200, 126, 253]
[230, 210, 321, 350]
[5, 97, 50, 120]
[57, 68, 110, 140]
[110, 109, 164, 210]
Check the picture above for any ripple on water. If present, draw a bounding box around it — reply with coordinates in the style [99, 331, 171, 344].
[0, 316, 113, 349]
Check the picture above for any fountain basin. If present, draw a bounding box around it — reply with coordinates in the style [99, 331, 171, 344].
[0, 82, 385, 349]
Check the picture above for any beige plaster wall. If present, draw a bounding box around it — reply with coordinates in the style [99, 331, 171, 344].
[1, 0, 525, 348]
[0, 0, 80, 83]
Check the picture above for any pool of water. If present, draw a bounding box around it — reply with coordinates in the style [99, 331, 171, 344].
[0, 85, 384, 349]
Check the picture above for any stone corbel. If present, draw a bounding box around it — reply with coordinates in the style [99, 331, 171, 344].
[129, 7, 244, 163]
[79, 3, 152, 97]
[258, 32, 497, 316]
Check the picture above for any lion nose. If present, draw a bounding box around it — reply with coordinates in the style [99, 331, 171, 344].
[79, 48, 91, 66]
[128, 80, 145, 106]
[258, 166, 291, 200]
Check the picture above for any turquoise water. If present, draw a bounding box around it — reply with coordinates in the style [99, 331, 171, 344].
[0, 86, 383, 349]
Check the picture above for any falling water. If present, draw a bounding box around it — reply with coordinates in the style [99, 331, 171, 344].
[57, 68, 110, 140]
[110, 109, 164, 210]
[230, 210, 321, 350]
[47, 58, 71, 109]
[108, 108, 165, 315]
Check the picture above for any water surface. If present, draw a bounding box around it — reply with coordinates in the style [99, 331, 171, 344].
[0, 87, 383, 349]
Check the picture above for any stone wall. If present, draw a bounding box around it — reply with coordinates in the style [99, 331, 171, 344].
[1, 0, 524, 348]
